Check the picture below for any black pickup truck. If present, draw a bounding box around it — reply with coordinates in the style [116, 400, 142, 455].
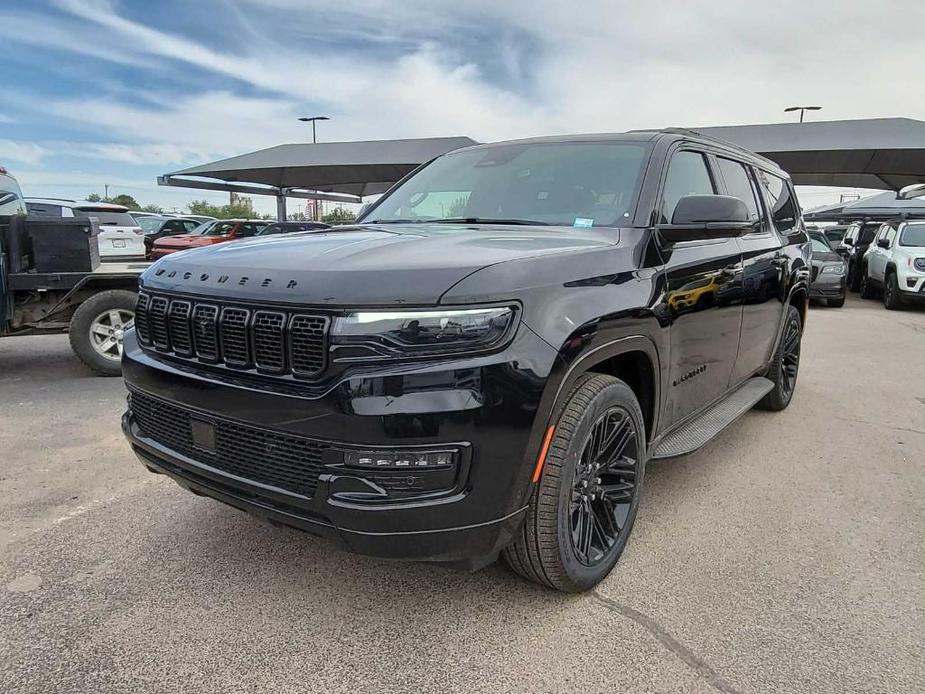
[122, 130, 810, 592]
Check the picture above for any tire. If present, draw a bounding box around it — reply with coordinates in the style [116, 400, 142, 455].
[68, 289, 137, 376]
[859, 267, 875, 299]
[758, 304, 802, 411]
[883, 272, 903, 311]
[503, 373, 646, 593]
[827, 296, 845, 308]
[848, 263, 861, 293]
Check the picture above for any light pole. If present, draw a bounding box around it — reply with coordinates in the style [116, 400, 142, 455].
[298, 115, 330, 144]
[784, 106, 822, 123]
[298, 116, 330, 220]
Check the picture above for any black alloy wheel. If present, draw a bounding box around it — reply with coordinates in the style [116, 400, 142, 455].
[758, 304, 802, 411]
[570, 407, 639, 566]
[504, 373, 646, 592]
[779, 314, 801, 400]
[883, 272, 903, 310]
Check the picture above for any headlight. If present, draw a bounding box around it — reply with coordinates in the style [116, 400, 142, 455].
[821, 264, 845, 275]
[913, 258, 925, 272]
[331, 306, 516, 360]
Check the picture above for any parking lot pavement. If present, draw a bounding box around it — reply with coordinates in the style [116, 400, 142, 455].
[1, 297, 923, 694]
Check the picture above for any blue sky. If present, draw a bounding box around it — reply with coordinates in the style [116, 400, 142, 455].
[1, 0, 922, 214]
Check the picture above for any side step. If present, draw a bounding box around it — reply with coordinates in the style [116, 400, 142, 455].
[651, 377, 774, 459]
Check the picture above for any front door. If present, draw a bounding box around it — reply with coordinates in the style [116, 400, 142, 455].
[658, 149, 744, 429]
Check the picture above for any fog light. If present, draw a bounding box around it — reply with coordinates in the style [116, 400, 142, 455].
[343, 449, 457, 470]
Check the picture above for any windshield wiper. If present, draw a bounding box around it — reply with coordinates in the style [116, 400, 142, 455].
[431, 217, 550, 226]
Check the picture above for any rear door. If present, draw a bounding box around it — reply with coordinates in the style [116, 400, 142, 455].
[658, 148, 744, 428]
[721, 161, 786, 383]
[866, 225, 888, 281]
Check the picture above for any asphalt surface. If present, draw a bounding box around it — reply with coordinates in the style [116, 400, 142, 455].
[1, 296, 923, 694]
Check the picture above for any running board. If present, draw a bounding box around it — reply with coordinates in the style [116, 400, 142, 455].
[651, 377, 774, 459]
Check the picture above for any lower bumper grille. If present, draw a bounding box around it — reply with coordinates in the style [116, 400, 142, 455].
[129, 390, 330, 497]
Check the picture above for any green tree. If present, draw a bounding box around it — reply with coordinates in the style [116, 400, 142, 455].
[322, 206, 357, 224]
[86, 193, 102, 202]
[110, 194, 140, 209]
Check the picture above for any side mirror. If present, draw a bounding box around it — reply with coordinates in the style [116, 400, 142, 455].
[876, 238, 889, 249]
[842, 238, 853, 246]
[658, 195, 754, 243]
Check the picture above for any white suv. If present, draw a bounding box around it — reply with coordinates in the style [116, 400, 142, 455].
[25, 198, 146, 261]
[861, 220, 925, 309]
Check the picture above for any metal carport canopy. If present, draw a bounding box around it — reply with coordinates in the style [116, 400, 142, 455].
[158, 136, 478, 219]
[695, 118, 925, 191]
[804, 190, 925, 222]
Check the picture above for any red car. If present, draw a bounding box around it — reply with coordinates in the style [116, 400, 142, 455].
[149, 219, 269, 259]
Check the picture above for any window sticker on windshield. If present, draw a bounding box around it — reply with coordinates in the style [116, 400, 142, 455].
[574, 218, 593, 228]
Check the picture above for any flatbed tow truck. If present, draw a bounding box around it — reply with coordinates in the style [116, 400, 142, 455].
[1, 215, 147, 376]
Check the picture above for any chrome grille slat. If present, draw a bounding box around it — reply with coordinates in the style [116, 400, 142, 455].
[253, 311, 286, 372]
[192, 304, 219, 361]
[137, 291, 327, 380]
[168, 301, 192, 356]
[135, 293, 151, 345]
[220, 307, 250, 367]
[149, 296, 170, 350]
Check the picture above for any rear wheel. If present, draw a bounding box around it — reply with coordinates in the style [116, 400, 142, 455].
[758, 304, 801, 411]
[883, 272, 903, 310]
[504, 374, 646, 593]
[69, 289, 137, 376]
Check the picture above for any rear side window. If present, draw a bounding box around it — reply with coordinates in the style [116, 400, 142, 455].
[755, 171, 798, 233]
[661, 151, 715, 223]
[73, 209, 136, 226]
[884, 226, 897, 246]
[717, 158, 761, 223]
[26, 203, 64, 217]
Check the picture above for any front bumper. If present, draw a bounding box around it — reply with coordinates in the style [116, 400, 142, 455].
[121, 325, 558, 567]
[809, 273, 846, 299]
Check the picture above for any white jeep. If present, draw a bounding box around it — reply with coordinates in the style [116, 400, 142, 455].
[861, 220, 925, 309]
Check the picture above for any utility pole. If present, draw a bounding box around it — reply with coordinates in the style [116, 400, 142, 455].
[297, 116, 331, 221]
[104, 184, 109, 201]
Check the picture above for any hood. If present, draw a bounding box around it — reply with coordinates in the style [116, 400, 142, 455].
[141, 223, 621, 305]
[811, 249, 842, 264]
[154, 234, 225, 247]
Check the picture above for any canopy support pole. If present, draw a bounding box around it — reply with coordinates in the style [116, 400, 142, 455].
[276, 195, 287, 221]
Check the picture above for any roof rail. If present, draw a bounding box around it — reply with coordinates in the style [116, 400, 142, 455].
[650, 127, 781, 169]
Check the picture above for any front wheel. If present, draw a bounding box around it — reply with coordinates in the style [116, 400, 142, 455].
[504, 374, 646, 592]
[68, 289, 137, 376]
[827, 296, 845, 308]
[848, 262, 862, 292]
[883, 272, 903, 310]
[758, 304, 802, 411]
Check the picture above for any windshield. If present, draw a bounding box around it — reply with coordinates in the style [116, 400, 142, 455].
[74, 209, 137, 226]
[138, 217, 166, 234]
[810, 237, 831, 254]
[362, 141, 650, 228]
[899, 224, 925, 247]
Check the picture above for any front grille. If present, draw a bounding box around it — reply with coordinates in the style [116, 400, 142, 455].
[135, 291, 329, 379]
[130, 390, 329, 497]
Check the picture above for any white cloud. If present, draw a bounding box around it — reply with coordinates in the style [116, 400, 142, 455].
[0, 140, 50, 166]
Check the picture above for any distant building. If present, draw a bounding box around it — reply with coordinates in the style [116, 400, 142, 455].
[229, 191, 253, 211]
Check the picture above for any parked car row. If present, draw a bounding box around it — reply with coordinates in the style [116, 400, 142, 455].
[25, 198, 147, 261]
[858, 220, 925, 309]
[148, 219, 329, 259]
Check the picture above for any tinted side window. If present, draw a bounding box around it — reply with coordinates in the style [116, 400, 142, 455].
[756, 171, 798, 233]
[885, 226, 897, 246]
[661, 151, 715, 223]
[26, 203, 64, 217]
[182, 221, 198, 232]
[717, 158, 761, 223]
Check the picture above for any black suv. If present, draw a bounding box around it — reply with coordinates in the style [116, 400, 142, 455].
[122, 130, 810, 592]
